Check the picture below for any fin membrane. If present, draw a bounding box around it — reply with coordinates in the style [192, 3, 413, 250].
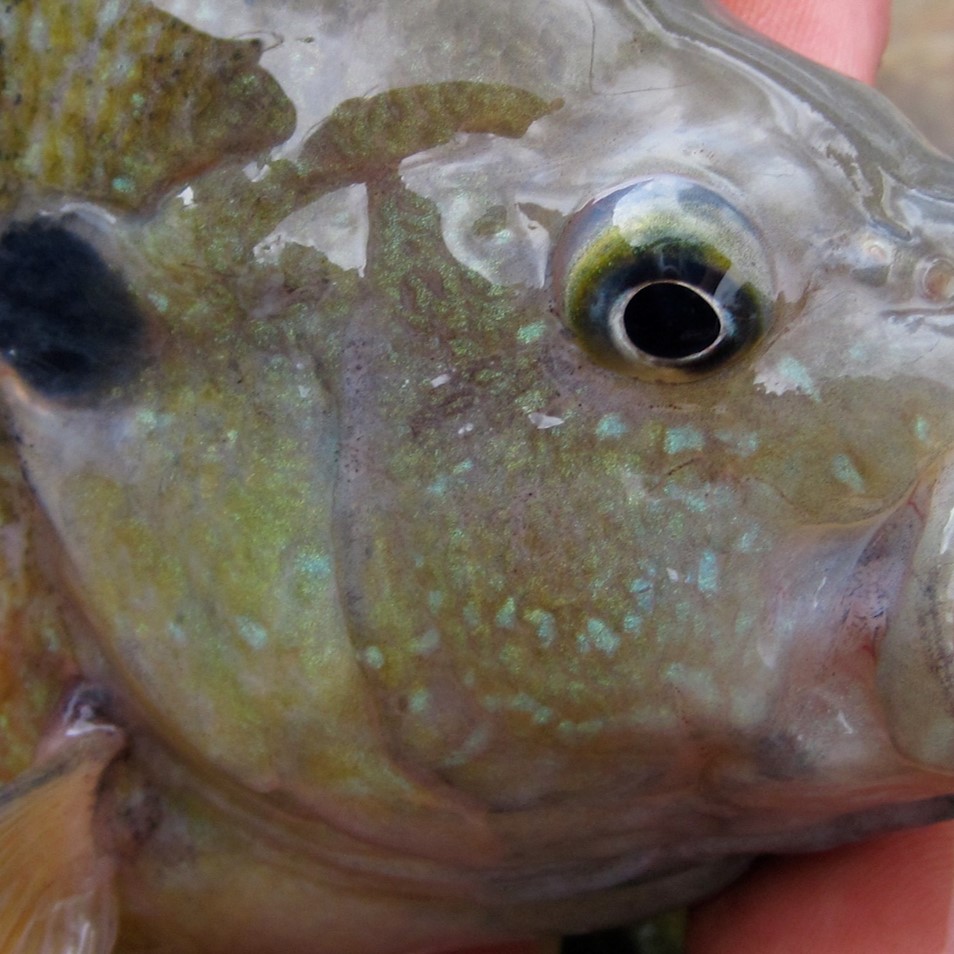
[0, 722, 123, 954]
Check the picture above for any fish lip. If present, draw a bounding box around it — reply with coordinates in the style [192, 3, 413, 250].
[863, 481, 932, 661]
[899, 456, 954, 666]
[873, 450, 954, 771]
[813, 475, 932, 677]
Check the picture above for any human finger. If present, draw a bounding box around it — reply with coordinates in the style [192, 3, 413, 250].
[686, 820, 954, 953]
[719, 0, 891, 83]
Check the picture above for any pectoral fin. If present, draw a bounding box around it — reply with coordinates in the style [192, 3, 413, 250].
[0, 691, 124, 954]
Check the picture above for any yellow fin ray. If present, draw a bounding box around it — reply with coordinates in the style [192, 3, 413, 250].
[0, 713, 123, 954]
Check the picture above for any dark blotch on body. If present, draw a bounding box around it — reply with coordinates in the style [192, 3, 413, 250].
[0, 220, 143, 397]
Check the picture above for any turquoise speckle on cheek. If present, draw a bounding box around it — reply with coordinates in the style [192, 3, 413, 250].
[411, 629, 441, 656]
[236, 616, 269, 650]
[623, 613, 643, 634]
[511, 692, 554, 725]
[831, 453, 866, 493]
[408, 689, 431, 714]
[596, 413, 628, 439]
[168, 621, 187, 644]
[629, 578, 655, 613]
[516, 321, 547, 344]
[360, 646, 386, 671]
[735, 610, 758, 639]
[664, 484, 710, 513]
[147, 291, 170, 313]
[495, 597, 517, 629]
[737, 528, 762, 552]
[557, 719, 607, 740]
[717, 430, 760, 456]
[440, 724, 492, 769]
[295, 552, 333, 578]
[525, 609, 557, 647]
[576, 618, 621, 656]
[765, 354, 820, 400]
[697, 550, 719, 594]
[664, 426, 704, 454]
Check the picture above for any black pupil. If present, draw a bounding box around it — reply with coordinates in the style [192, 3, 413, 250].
[623, 281, 722, 360]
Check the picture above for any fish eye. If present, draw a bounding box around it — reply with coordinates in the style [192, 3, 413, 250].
[0, 217, 144, 398]
[553, 176, 773, 382]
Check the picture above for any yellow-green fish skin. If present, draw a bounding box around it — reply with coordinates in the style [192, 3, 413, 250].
[3, 1, 954, 952]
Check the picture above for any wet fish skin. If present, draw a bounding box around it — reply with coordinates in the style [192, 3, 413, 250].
[3, 1, 954, 951]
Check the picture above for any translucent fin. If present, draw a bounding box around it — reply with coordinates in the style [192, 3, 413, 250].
[0, 692, 124, 954]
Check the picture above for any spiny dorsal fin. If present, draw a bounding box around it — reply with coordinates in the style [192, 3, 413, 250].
[0, 695, 124, 954]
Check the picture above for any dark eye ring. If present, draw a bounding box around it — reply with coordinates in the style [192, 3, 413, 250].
[553, 176, 774, 382]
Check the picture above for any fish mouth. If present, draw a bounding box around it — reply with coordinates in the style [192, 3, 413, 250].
[876, 450, 954, 772]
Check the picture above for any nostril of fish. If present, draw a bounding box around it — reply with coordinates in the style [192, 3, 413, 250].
[919, 257, 954, 301]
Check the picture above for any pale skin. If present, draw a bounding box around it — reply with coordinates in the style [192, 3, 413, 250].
[453, 1, 950, 953]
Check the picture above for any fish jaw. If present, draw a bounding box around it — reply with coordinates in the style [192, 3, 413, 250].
[877, 452, 954, 772]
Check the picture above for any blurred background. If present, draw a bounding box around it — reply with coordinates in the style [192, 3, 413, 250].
[879, 0, 954, 156]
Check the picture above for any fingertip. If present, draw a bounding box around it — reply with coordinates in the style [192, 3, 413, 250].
[718, 0, 891, 84]
[686, 821, 954, 954]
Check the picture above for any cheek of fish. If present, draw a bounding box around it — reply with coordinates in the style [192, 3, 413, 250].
[2, 1, 954, 952]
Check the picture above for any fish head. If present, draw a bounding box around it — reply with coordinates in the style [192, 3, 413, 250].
[4, 0, 954, 938]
